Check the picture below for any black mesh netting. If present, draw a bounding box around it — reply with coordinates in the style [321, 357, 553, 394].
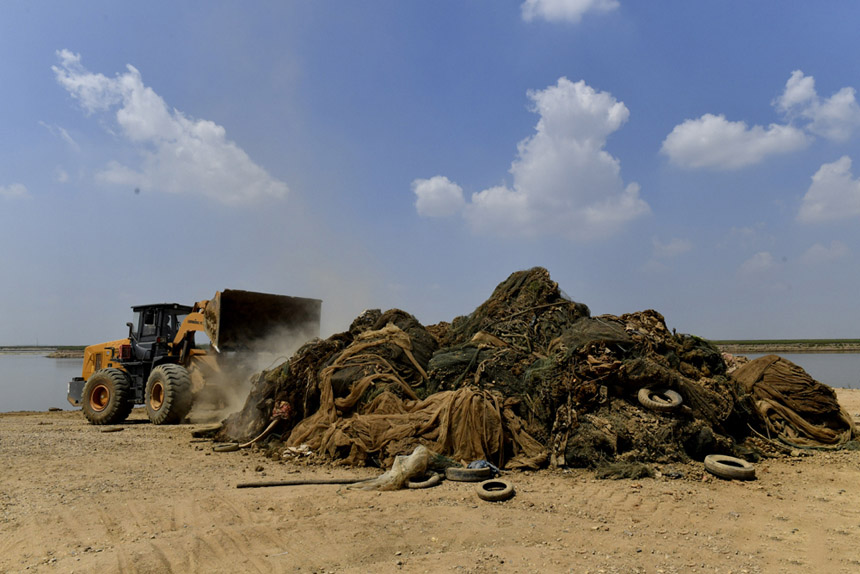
[218, 267, 856, 469]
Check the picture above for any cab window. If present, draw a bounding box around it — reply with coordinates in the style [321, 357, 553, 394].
[132, 311, 142, 338]
[168, 313, 187, 340]
[140, 309, 158, 339]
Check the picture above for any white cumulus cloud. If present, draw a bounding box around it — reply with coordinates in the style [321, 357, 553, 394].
[775, 70, 860, 142]
[521, 0, 619, 23]
[775, 70, 816, 111]
[416, 78, 648, 241]
[412, 176, 465, 217]
[0, 183, 29, 200]
[800, 241, 849, 265]
[739, 251, 777, 275]
[662, 70, 860, 170]
[53, 49, 288, 205]
[661, 114, 808, 170]
[798, 156, 860, 223]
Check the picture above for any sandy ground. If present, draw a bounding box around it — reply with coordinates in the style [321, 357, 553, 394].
[2, 391, 860, 574]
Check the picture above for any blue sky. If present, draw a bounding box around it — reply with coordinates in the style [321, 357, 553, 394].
[2, 0, 860, 345]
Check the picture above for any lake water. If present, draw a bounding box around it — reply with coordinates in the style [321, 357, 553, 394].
[0, 352, 858, 413]
[0, 354, 82, 412]
[744, 353, 860, 390]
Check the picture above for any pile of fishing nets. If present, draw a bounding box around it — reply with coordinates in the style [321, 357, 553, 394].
[732, 355, 855, 449]
[219, 267, 856, 471]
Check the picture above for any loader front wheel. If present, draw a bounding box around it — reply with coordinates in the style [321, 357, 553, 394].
[145, 364, 193, 425]
[82, 368, 134, 425]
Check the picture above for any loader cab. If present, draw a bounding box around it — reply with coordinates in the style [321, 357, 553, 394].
[128, 303, 193, 362]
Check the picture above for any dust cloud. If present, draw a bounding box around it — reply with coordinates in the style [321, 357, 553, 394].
[188, 325, 316, 426]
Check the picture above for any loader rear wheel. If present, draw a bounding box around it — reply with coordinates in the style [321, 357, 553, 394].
[145, 364, 193, 425]
[82, 368, 134, 425]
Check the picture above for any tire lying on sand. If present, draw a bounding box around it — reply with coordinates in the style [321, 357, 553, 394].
[82, 368, 134, 425]
[445, 466, 492, 482]
[145, 364, 193, 425]
[476, 479, 515, 502]
[407, 472, 442, 489]
[704, 454, 756, 481]
[637, 387, 683, 412]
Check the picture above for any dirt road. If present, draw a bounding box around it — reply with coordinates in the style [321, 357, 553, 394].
[2, 391, 860, 574]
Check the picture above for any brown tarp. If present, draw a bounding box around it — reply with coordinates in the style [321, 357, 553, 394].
[732, 354, 856, 448]
[282, 323, 547, 468]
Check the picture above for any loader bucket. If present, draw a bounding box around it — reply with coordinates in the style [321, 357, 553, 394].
[203, 289, 322, 353]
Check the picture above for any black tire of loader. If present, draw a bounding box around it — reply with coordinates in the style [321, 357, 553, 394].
[82, 368, 134, 425]
[145, 364, 193, 425]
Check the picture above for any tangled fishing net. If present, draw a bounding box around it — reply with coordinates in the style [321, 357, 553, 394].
[732, 355, 855, 448]
[219, 268, 857, 471]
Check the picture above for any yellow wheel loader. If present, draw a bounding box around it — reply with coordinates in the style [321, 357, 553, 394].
[67, 290, 321, 425]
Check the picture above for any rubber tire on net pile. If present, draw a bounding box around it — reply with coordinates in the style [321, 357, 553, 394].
[445, 466, 492, 482]
[407, 472, 442, 489]
[704, 454, 756, 481]
[81, 368, 134, 425]
[637, 387, 683, 412]
[475, 479, 515, 502]
[145, 364, 193, 425]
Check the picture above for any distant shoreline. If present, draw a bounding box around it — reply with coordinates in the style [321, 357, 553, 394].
[4, 341, 860, 359]
[0, 346, 85, 358]
[714, 341, 860, 355]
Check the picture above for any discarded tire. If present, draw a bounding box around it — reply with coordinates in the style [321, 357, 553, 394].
[145, 364, 193, 425]
[81, 368, 134, 425]
[407, 472, 442, 489]
[191, 423, 223, 438]
[476, 479, 515, 502]
[213, 443, 240, 453]
[704, 454, 756, 481]
[445, 466, 492, 482]
[638, 387, 683, 412]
